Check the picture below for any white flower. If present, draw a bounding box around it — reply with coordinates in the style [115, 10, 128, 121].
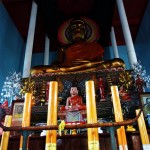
[132, 61, 150, 89]
[0, 71, 22, 104]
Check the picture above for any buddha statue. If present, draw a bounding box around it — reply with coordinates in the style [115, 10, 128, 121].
[58, 18, 104, 67]
[31, 17, 125, 75]
[65, 87, 86, 111]
[62, 87, 86, 123]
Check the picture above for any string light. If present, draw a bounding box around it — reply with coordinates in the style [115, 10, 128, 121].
[0, 72, 22, 105]
[132, 61, 150, 88]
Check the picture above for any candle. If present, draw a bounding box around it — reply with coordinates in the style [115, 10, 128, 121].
[111, 86, 128, 150]
[45, 81, 58, 150]
[19, 92, 32, 150]
[86, 80, 100, 150]
[136, 109, 150, 149]
[0, 115, 12, 150]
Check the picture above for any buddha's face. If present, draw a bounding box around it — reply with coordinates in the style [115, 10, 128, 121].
[70, 87, 78, 96]
[68, 19, 87, 42]
[99, 77, 103, 81]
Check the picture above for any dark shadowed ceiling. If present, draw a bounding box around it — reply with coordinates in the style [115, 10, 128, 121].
[3, 0, 148, 53]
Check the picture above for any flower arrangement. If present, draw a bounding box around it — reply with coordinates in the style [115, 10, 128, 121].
[132, 61, 150, 88]
[0, 71, 22, 106]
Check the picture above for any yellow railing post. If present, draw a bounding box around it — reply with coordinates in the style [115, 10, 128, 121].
[45, 81, 58, 150]
[86, 80, 100, 150]
[0, 115, 12, 150]
[111, 86, 128, 150]
[19, 92, 32, 150]
[136, 109, 150, 149]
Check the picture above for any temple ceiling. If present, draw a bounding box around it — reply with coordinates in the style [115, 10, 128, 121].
[3, 0, 148, 52]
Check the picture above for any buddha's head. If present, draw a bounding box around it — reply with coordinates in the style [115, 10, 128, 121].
[58, 17, 100, 44]
[70, 87, 79, 96]
[68, 19, 87, 42]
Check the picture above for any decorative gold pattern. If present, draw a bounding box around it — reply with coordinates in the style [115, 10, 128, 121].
[119, 71, 133, 91]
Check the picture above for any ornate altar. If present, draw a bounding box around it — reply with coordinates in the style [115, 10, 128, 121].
[21, 17, 141, 125]
[24, 67, 141, 125]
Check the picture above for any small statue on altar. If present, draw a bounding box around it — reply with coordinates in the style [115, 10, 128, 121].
[119, 85, 131, 101]
[98, 77, 106, 101]
[136, 75, 144, 94]
[65, 87, 86, 111]
[64, 87, 86, 123]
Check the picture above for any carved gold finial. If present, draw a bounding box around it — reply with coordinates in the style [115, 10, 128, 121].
[20, 78, 35, 94]
[119, 71, 133, 91]
[20, 78, 36, 105]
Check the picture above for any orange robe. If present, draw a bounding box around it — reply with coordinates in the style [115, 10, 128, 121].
[64, 41, 104, 66]
[67, 95, 83, 106]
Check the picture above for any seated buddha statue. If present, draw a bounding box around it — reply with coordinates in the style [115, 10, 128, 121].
[59, 87, 86, 123]
[58, 18, 104, 67]
[65, 87, 86, 111]
[31, 17, 125, 75]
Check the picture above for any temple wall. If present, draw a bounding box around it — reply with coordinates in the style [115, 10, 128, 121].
[104, 45, 130, 69]
[0, 4, 25, 96]
[134, 0, 150, 92]
[31, 51, 58, 67]
[135, 0, 150, 75]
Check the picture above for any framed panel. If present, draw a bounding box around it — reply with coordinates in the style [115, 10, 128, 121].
[140, 93, 150, 117]
[11, 100, 24, 126]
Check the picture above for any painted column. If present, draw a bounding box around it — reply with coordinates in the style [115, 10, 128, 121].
[44, 35, 50, 65]
[45, 81, 58, 150]
[22, 1, 38, 78]
[116, 0, 137, 68]
[111, 86, 128, 150]
[19, 93, 32, 150]
[86, 81, 100, 150]
[110, 26, 119, 58]
[0, 115, 12, 150]
[136, 109, 150, 149]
